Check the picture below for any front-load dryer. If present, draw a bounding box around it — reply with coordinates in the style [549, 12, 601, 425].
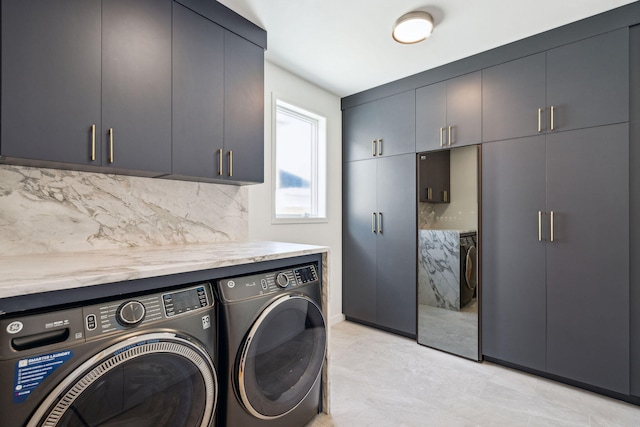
[0, 282, 218, 427]
[216, 260, 326, 427]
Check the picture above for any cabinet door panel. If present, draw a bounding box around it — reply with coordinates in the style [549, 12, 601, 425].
[447, 72, 481, 148]
[416, 82, 446, 152]
[343, 102, 378, 162]
[378, 91, 416, 157]
[102, 0, 172, 174]
[546, 124, 629, 393]
[1, 0, 101, 165]
[343, 160, 378, 324]
[482, 136, 547, 371]
[172, 3, 224, 179]
[376, 154, 417, 335]
[482, 53, 546, 142]
[547, 29, 629, 132]
[224, 31, 264, 183]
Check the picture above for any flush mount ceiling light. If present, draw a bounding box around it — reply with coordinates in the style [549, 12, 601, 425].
[392, 11, 434, 44]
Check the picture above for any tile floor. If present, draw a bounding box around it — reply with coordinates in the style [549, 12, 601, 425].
[307, 321, 640, 426]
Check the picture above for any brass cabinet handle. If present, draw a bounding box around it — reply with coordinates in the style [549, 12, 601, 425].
[378, 212, 383, 234]
[372, 212, 377, 233]
[538, 108, 543, 133]
[448, 126, 452, 146]
[550, 210, 555, 242]
[427, 187, 433, 200]
[90, 124, 96, 161]
[372, 140, 377, 157]
[439, 127, 445, 147]
[217, 149, 223, 176]
[377, 139, 382, 156]
[228, 150, 233, 177]
[538, 211, 543, 241]
[108, 128, 114, 163]
[550, 106, 555, 131]
[443, 190, 448, 202]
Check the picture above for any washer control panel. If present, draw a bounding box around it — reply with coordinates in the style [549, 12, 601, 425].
[218, 263, 319, 303]
[83, 283, 212, 339]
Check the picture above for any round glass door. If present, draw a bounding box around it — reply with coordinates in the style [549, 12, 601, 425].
[238, 295, 326, 419]
[28, 333, 217, 427]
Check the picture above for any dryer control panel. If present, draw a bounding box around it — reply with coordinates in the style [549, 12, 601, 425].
[218, 263, 319, 303]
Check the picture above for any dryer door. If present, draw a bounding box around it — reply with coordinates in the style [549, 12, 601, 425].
[238, 294, 326, 420]
[27, 332, 217, 427]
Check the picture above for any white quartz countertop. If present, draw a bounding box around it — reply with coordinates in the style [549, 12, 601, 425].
[0, 241, 328, 300]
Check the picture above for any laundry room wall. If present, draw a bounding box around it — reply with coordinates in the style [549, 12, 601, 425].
[248, 61, 344, 325]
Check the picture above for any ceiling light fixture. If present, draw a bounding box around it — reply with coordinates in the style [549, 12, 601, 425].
[392, 11, 434, 44]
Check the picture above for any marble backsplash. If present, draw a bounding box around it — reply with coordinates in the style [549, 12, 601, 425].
[0, 165, 248, 256]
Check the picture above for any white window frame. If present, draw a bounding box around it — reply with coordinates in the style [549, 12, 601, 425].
[271, 95, 327, 224]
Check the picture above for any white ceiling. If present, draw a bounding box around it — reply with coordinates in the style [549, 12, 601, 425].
[217, 0, 636, 98]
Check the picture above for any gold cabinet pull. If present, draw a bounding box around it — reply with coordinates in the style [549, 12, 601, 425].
[550, 106, 555, 131]
[228, 150, 233, 177]
[448, 126, 452, 146]
[217, 149, 223, 176]
[90, 124, 96, 161]
[108, 128, 114, 163]
[378, 212, 383, 234]
[372, 140, 377, 157]
[377, 139, 382, 156]
[538, 211, 543, 241]
[443, 190, 448, 202]
[439, 127, 445, 147]
[372, 212, 377, 233]
[537, 108, 543, 133]
[427, 187, 433, 200]
[550, 210, 555, 242]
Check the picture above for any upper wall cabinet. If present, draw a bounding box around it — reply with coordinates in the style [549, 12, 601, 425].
[483, 29, 629, 143]
[101, 0, 172, 175]
[416, 72, 481, 152]
[1, 0, 265, 184]
[1, 0, 102, 166]
[343, 91, 415, 162]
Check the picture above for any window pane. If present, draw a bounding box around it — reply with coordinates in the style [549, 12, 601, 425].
[275, 100, 326, 220]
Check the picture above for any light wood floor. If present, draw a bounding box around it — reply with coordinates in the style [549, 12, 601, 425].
[307, 321, 640, 426]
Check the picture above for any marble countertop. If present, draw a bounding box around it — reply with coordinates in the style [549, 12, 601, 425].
[0, 241, 328, 300]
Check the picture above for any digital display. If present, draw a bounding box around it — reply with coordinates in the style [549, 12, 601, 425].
[163, 286, 208, 317]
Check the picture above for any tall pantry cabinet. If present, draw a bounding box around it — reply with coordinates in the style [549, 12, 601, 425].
[342, 92, 417, 337]
[482, 28, 630, 394]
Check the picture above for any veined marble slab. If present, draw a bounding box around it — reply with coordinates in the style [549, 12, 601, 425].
[0, 165, 248, 256]
[418, 229, 461, 310]
[0, 241, 328, 301]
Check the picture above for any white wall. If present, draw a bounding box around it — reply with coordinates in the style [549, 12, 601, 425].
[249, 61, 343, 324]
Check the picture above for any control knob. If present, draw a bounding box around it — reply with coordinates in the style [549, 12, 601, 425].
[275, 273, 290, 288]
[116, 300, 146, 326]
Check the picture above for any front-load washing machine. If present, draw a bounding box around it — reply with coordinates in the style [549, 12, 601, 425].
[216, 259, 326, 427]
[0, 282, 218, 427]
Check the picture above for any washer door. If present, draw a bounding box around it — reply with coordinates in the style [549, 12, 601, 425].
[238, 294, 326, 420]
[28, 332, 217, 427]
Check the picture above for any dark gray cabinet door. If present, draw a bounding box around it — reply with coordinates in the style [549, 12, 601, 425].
[343, 102, 379, 162]
[447, 72, 481, 148]
[224, 31, 265, 183]
[172, 3, 224, 179]
[545, 124, 629, 394]
[343, 159, 378, 325]
[344, 91, 415, 161]
[416, 82, 447, 152]
[376, 154, 417, 335]
[1, 0, 101, 165]
[482, 53, 546, 143]
[102, 0, 172, 174]
[482, 135, 547, 372]
[546, 29, 629, 132]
